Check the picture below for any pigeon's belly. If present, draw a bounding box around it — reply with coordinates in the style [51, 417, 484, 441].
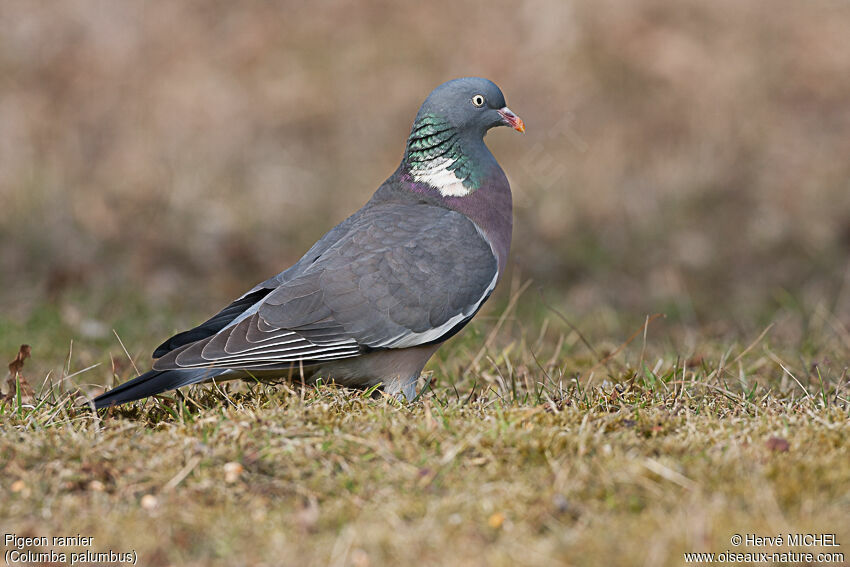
[310, 343, 441, 393]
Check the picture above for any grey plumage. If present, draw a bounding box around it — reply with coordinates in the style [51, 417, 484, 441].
[93, 77, 523, 408]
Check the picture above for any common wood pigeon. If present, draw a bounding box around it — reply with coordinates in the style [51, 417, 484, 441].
[93, 77, 524, 408]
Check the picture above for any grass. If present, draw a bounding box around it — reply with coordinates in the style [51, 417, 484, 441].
[2, 291, 849, 567]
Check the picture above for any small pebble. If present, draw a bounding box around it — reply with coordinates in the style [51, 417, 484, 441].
[223, 462, 244, 483]
[351, 548, 370, 567]
[140, 494, 158, 510]
[488, 512, 505, 529]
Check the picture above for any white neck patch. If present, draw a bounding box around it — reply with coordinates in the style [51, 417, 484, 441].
[410, 157, 471, 197]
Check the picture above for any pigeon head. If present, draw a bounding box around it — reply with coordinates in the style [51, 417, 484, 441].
[415, 77, 525, 137]
[403, 77, 523, 197]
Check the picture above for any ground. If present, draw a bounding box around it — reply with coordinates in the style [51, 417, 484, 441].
[2, 288, 848, 567]
[3, 1, 850, 565]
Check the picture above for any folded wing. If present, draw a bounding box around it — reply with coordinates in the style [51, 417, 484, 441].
[152, 203, 498, 371]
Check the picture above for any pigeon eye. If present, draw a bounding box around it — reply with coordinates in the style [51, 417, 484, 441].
[471, 94, 485, 107]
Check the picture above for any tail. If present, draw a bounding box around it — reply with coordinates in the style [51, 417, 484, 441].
[92, 368, 228, 409]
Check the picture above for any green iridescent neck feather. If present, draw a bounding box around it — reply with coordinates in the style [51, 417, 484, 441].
[404, 114, 482, 196]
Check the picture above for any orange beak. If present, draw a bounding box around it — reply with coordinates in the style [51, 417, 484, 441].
[498, 107, 525, 133]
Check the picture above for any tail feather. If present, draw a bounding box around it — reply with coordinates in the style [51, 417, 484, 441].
[92, 368, 227, 409]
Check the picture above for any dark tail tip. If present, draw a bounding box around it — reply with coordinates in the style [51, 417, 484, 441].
[91, 368, 215, 409]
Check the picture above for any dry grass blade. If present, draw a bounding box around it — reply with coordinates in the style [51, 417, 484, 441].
[112, 329, 141, 377]
[730, 322, 774, 366]
[464, 279, 532, 375]
[586, 313, 665, 385]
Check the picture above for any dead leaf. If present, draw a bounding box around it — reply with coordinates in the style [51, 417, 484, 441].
[3, 375, 34, 404]
[4, 345, 35, 403]
[8, 344, 31, 376]
[765, 436, 790, 452]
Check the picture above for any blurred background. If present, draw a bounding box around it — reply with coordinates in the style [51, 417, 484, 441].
[1, 0, 849, 375]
